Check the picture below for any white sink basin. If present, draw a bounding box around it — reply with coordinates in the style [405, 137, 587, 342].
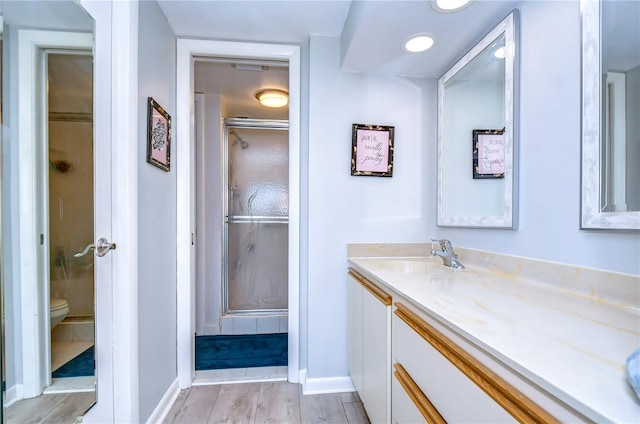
[378, 259, 455, 275]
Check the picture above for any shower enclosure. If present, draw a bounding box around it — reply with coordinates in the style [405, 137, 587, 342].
[223, 119, 289, 317]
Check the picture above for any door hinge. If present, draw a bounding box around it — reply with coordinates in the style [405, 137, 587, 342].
[191, 232, 195, 246]
[40, 234, 44, 245]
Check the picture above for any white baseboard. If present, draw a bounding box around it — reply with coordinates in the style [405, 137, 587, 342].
[299, 369, 356, 395]
[146, 378, 180, 424]
[3, 383, 22, 408]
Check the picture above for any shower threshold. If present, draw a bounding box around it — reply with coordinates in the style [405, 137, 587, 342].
[220, 313, 287, 335]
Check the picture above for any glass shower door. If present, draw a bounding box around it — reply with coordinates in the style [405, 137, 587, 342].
[224, 121, 289, 314]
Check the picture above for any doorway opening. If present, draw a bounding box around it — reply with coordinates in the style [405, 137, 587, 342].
[176, 39, 301, 389]
[192, 58, 290, 383]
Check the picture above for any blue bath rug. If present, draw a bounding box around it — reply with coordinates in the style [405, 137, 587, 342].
[52, 345, 94, 378]
[196, 333, 287, 370]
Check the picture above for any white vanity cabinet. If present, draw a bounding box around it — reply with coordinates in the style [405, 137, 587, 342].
[392, 302, 558, 424]
[347, 269, 392, 424]
[348, 245, 640, 423]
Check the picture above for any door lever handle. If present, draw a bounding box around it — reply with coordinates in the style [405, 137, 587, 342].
[74, 243, 95, 258]
[74, 238, 116, 258]
[95, 237, 116, 257]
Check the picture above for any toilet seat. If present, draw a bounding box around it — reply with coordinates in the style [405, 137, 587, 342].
[50, 297, 69, 312]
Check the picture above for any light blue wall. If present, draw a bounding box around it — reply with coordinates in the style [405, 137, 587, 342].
[308, 35, 435, 379]
[626, 65, 640, 211]
[137, 0, 177, 421]
[305, 0, 639, 384]
[434, 0, 640, 274]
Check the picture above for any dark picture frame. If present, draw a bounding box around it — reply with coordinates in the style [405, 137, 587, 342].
[147, 97, 171, 172]
[351, 123, 395, 177]
[473, 128, 505, 179]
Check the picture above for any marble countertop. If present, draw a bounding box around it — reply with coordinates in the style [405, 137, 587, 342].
[348, 244, 640, 423]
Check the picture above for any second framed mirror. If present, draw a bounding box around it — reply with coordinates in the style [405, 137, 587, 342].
[437, 11, 519, 228]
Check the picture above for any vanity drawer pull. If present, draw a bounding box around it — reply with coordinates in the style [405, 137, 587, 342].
[394, 303, 559, 424]
[394, 363, 446, 424]
[348, 268, 392, 306]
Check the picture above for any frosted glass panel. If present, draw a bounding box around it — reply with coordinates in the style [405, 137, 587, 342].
[228, 222, 288, 310]
[229, 127, 288, 218]
[226, 126, 288, 312]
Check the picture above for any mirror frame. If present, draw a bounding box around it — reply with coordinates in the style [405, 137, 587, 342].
[580, 0, 640, 230]
[437, 11, 519, 228]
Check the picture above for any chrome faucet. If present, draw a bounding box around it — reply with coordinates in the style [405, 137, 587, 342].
[430, 239, 465, 269]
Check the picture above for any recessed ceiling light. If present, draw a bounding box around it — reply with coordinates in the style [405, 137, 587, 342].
[255, 89, 289, 108]
[493, 46, 506, 59]
[431, 0, 473, 13]
[404, 34, 435, 53]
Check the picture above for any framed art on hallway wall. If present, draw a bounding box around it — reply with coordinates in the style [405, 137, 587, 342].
[147, 97, 171, 172]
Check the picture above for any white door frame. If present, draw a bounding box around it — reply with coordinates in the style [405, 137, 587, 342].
[176, 39, 301, 388]
[82, 1, 138, 421]
[17, 28, 94, 399]
[80, 0, 140, 423]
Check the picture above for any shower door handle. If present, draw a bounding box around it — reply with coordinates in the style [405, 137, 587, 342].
[74, 238, 116, 258]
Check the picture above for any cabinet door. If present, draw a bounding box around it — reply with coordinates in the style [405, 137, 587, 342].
[347, 274, 364, 394]
[361, 281, 391, 424]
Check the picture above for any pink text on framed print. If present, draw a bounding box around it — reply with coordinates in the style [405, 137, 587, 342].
[351, 123, 394, 177]
[473, 128, 505, 179]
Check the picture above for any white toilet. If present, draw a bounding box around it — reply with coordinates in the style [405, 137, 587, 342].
[50, 297, 69, 329]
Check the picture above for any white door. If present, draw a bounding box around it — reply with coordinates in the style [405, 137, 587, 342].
[15, 27, 114, 419]
[7, 1, 119, 421]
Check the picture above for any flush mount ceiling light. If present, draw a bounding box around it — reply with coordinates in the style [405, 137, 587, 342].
[404, 34, 435, 53]
[255, 89, 289, 108]
[431, 0, 473, 13]
[493, 46, 506, 59]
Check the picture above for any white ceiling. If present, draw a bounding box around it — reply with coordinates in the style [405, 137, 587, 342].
[160, 0, 520, 119]
[1, 0, 521, 119]
[194, 60, 290, 120]
[157, 0, 352, 44]
[3, 1, 639, 123]
[158, 0, 520, 78]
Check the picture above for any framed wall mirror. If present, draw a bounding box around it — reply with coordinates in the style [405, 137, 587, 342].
[437, 11, 519, 228]
[2, 0, 98, 421]
[580, 0, 640, 230]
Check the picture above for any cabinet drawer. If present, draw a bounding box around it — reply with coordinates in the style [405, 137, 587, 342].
[393, 363, 445, 424]
[394, 303, 557, 424]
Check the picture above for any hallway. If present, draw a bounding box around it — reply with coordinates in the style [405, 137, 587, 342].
[163, 382, 369, 424]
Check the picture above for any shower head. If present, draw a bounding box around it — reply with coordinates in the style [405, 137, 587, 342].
[235, 138, 250, 149]
[230, 130, 250, 149]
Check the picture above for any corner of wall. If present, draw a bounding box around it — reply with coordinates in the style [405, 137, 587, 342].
[300, 368, 356, 395]
[144, 378, 180, 424]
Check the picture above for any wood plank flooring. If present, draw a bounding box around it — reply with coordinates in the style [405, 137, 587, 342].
[4, 392, 94, 424]
[3, 381, 369, 424]
[164, 382, 370, 424]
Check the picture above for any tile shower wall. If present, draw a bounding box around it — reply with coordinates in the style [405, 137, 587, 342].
[220, 315, 288, 335]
